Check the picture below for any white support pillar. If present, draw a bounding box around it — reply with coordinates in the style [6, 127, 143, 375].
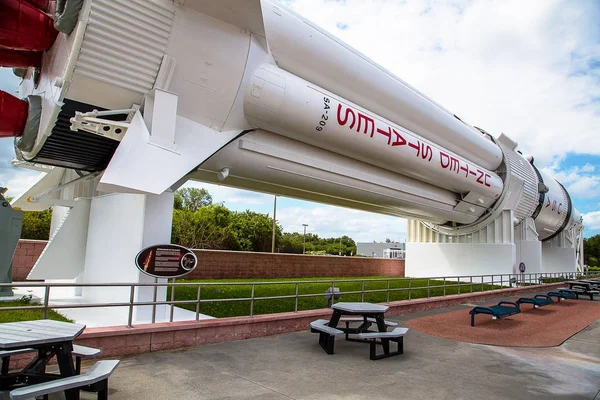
[80, 191, 174, 325]
[405, 211, 516, 280]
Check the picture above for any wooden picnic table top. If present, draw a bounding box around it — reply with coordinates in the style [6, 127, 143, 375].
[0, 320, 86, 350]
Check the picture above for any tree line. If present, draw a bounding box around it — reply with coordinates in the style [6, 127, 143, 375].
[10, 188, 357, 255]
[584, 234, 600, 267]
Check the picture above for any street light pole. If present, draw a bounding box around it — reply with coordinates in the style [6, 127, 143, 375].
[271, 195, 277, 253]
[302, 224, 308, 254]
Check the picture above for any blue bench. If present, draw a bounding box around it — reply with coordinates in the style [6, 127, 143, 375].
[516, 294, 554, 308]
[547, 290, 577, 301]
[469, 301, 520, 326]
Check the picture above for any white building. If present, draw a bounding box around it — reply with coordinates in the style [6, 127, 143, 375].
[357, 242, 405, 259]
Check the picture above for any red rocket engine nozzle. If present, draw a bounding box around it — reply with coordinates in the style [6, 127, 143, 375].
[0, 90, 28, 138]
[26, 0, 50, 11]
[0, 48, 42, 68]
[0, 0, 59, 52]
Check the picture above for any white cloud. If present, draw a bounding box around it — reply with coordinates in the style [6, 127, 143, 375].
[3, 170, 40, 198]
[276, 205, 407, 243]
[583, 211, 600, 230]
[581, 163, 596, 173]
[541, 161, 600, 199]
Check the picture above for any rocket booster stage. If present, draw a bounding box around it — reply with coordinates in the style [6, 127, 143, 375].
[4, 0, 581, 243]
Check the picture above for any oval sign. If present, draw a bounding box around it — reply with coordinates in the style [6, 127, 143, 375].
[135, 244, 198, 278]
[519, 262, 526, 273]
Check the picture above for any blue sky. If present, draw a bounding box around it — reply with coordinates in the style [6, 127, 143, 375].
[1, 0, 599, 241]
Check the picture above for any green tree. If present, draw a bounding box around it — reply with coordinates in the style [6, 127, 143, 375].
[278, 232, 356, 255]
[174, 187, 212, 212]
[231, 210, 281, 252]
[584, 234, 600, 267]
[21, 209, 52, 240]
[171, 204, 237, 249]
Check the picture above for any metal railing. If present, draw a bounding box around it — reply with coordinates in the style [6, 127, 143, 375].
[1, 271, 598, 327]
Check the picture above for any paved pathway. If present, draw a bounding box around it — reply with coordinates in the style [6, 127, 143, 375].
[3, 298, 600, 399]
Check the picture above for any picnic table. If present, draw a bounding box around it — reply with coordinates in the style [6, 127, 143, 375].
[0, 320, 86, 400]
[328, 302, 390, 334]
[310, 302, 408, 360]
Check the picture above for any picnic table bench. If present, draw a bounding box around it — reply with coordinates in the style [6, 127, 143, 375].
[358, 327, 409, 360]
[310, 319, 344, 354]
[469, 301, 520, 326]
[1, 344, 101, 375]
[9, 359, 120, 400]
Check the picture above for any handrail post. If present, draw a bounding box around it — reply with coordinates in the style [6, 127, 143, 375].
[386, 280, 390, 303]
[408, 279, 412, 300]
[470, 276, 473, 293]
[443, 277, 446, 296]
[457, 276, 461, 295]
[152, 278, 158, 324]
[295, 283, 299, 312]
[500, 274, 503, 288]
[169, 278, 176, 322]
[195, 284, 202, 321]
[481, 276, 484, 292]
[361, 281, 365, 302]
[427, 278, 430, 298]
[42, 285, 50, 319]
[250, 284, 256, 317]
[127, 285, 135, 328]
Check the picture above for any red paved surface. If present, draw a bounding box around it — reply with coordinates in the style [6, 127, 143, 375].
[405, 298, 600, 347]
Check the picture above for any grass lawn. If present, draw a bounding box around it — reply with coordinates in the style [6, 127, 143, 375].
[169, 276, 503, 318]
[0, 296, 72, 323]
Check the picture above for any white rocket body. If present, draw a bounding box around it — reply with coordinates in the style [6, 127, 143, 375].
[10, 0, 583, 278]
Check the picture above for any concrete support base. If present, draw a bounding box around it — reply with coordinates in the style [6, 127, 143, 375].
[405, 242, 516, 278]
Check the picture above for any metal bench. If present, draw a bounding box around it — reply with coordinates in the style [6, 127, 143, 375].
[516, 294, 554, 309]
[547, 290, 577, 301]
[9, 359, 120, 400]
[469, 301, 520, 326]
[357, 327, 409, 360]
[310, 319, 344, 354]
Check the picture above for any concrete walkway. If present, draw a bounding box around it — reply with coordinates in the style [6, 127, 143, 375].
[3, 299, 600, 399]
[97, 304, 600, 399]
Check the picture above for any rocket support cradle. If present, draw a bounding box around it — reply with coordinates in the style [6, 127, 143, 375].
[4, 0, 583, 278]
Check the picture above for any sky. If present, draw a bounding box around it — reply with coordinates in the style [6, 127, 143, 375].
[1, 0, 599, 241]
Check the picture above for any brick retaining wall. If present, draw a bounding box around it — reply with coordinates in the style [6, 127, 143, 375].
[188, 249, 404, 279]
[12, 239, 47, 281]
[12, 240, 405, 280]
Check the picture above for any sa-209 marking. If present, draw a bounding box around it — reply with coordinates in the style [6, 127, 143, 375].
[315, 97, 330, 131]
